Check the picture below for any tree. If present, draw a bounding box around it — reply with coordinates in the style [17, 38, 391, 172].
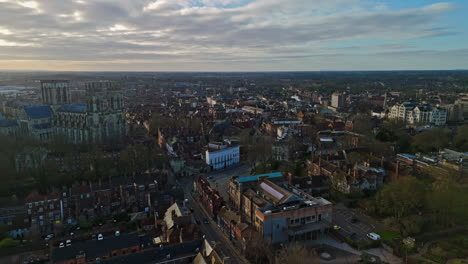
[276, 243, 319, 264]
[0, 223, 9, 240]
[376, 177, 426, 235]
[453, 125, 468, 151]
[411, 128, 450, 153]
[245, 233, 272, 264]
[352, 114, 373, 135]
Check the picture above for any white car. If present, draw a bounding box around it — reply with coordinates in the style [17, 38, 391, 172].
[59, 242, 65, 248]
[97, 234, 104, 241]
[115, 230, 121, 237]
[367, 233, 381, 241]
[66, 240, 71, 247]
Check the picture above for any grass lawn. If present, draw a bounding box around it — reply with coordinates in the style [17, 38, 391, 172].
[378, 231, 402, 240]
[431, 234, 468, 259]
[422, 233, 468, 264]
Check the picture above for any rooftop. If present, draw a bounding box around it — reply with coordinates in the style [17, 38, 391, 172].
[58, 103, 87, 113]
[237, 172, 283, 183]
[23, 105, 53, 119]
[93, 239, 203, 264]
[52, 233, 140, 262]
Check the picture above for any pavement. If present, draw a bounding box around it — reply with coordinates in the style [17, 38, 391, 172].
[314, 236, 402, 264]
[179, 176, 248, 264]
[364, 248, 403, 264]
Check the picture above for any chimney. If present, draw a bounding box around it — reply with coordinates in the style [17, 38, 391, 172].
[287, 172, 294, 185]
[395, 161, 400, 179]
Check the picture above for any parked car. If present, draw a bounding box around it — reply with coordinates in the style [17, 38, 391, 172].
[203, 218, 209, 224]
[333, 225, 341, 230]
[367, 233, 381, 241]
[59, 242, 64, 248]
[351, 217, 359, 223]
[115, 230, 121, 237]
[97, 234, 104, 241]
[66, 240, 71, 247]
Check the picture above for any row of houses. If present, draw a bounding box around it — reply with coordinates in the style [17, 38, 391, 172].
[0, 174, 183, 238]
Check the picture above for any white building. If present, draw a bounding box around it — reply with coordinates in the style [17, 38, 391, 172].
[205, 141, 240, 170]
[388, 101, 447, 126]
[331, 92, 345, 109]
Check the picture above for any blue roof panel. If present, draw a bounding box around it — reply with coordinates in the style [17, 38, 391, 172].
[401, 153, 416, 159]
[237, 172, 283, 183]
[58, 103, 87, 113]
[24, 105, 53, 119]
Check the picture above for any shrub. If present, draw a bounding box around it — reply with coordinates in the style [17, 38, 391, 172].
[0, 238, 20, 248]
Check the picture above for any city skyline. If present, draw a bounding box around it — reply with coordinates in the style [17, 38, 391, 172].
[0, 0, 467, 71]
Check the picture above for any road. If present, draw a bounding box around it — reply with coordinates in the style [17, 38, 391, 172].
[179, 175, 249, 264]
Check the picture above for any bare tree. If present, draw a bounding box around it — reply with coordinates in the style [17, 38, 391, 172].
[276, 243, 319, 264]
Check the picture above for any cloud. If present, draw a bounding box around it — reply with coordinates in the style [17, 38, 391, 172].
[0, 0, 464, 70]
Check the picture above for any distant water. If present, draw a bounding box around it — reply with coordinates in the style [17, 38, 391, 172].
[0, 86, 35, 94]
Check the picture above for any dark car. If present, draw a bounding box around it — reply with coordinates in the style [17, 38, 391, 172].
[351, 217, 359, 223]
[203, 218, 209, 224]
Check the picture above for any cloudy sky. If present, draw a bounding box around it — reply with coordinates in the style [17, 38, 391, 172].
[0, 0, 467, 71]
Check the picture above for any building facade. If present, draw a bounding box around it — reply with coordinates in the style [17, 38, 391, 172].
[229, 172, 332, 244]
[388, 101, 447, 126]
[331, 92, 345, 109]
[205, 141, 240, 170]
[52, 81, 127, 143]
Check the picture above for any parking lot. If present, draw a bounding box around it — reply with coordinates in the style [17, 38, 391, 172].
[333, 203, 375, 242]
[205, 164, 251, 201]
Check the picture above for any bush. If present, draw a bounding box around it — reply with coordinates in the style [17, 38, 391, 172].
[0, 238, 20, 248]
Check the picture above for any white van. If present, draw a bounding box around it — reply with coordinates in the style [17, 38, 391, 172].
[367, 233, 381, 240]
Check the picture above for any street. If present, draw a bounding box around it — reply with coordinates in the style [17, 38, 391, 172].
[179, 175, 249, 264]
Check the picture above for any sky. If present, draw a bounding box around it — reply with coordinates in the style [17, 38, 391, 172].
[0, 0, 467, 71]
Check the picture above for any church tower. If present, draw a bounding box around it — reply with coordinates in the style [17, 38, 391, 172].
[41, 80, 71, 108]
